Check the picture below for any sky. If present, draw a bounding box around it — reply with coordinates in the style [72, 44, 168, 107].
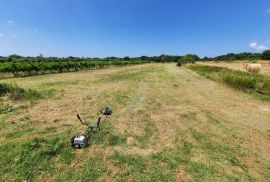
[0, 0, 269, 58]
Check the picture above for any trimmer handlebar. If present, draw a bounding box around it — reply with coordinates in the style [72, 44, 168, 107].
[72, 106, 112, 149]
[77, 106, 112, 132]
[77, 114, 88, 126]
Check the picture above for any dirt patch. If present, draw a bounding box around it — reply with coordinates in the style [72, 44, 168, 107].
[176, 170, 192, 182]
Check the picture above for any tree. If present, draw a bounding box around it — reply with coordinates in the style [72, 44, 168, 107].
[262, 50, 270, 60]
[185, 54, 200, 62]
[177, 54, 199, 65]
[124, 56, 130, 60]
[140, 56, 148, 60]
[202, 56, 210, 61]
[159, 55, 168, 63]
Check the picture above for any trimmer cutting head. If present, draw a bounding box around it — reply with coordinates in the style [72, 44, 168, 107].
[100, 106, 112, 115]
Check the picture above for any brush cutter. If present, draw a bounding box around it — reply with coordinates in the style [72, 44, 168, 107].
[71, 106, 112, 149]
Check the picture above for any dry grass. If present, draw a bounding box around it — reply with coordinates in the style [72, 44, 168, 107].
[198, 60, 270, 75]
[0, 63, 270, 181]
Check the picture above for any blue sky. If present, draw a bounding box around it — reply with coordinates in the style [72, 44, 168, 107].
[0, 0, 269, 57]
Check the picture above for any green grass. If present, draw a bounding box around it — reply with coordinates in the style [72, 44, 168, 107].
[53, 155, 109, 182]
[0, 137, 65, 181]
[40, 81, 78, 87]
[0, 128, 261, 181]
[95, 67, 152, 83]
[90, 123, 127, 146]
[108, 132, 256, 181]
[187, 64, 270, 101]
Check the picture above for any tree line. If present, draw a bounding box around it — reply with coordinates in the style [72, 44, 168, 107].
[0, 50, 270, 77]
[201, 50, 270, 61]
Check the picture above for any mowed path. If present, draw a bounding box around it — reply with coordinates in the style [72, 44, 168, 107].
[1, 63, 270, 181]
[169, 65, 270, 155]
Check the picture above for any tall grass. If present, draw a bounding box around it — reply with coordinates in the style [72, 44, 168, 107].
[0, 83, 41, 100]
[187, 65, 270, 101]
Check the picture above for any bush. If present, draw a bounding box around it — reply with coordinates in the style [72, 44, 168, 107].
[176, 62, 182, 67]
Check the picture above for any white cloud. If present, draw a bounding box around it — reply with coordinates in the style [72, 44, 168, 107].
[249, 42, 268, 52]
[266, 8, 270, 14]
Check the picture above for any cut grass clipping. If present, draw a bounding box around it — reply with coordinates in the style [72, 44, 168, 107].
[0, 83, 41, 100]
[187, 64, 270, 101]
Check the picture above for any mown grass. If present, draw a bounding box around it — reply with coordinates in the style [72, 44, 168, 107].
[1, 126, 260, 181]
[53, 154, 110, 182]
[95, 66, 152, 84]
[108, 128, 258, 181]
[0, 136, 69, 181]
[187, 64, 270, 101]
[1, 64, 270, 181]
[3, 124, 109, 181]
[89, 113, 156, 148]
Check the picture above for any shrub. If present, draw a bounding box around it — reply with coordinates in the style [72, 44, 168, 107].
[176, 61, 182, 67]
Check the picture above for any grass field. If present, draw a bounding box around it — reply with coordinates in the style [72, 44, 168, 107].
[1, 63, 270, 181]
